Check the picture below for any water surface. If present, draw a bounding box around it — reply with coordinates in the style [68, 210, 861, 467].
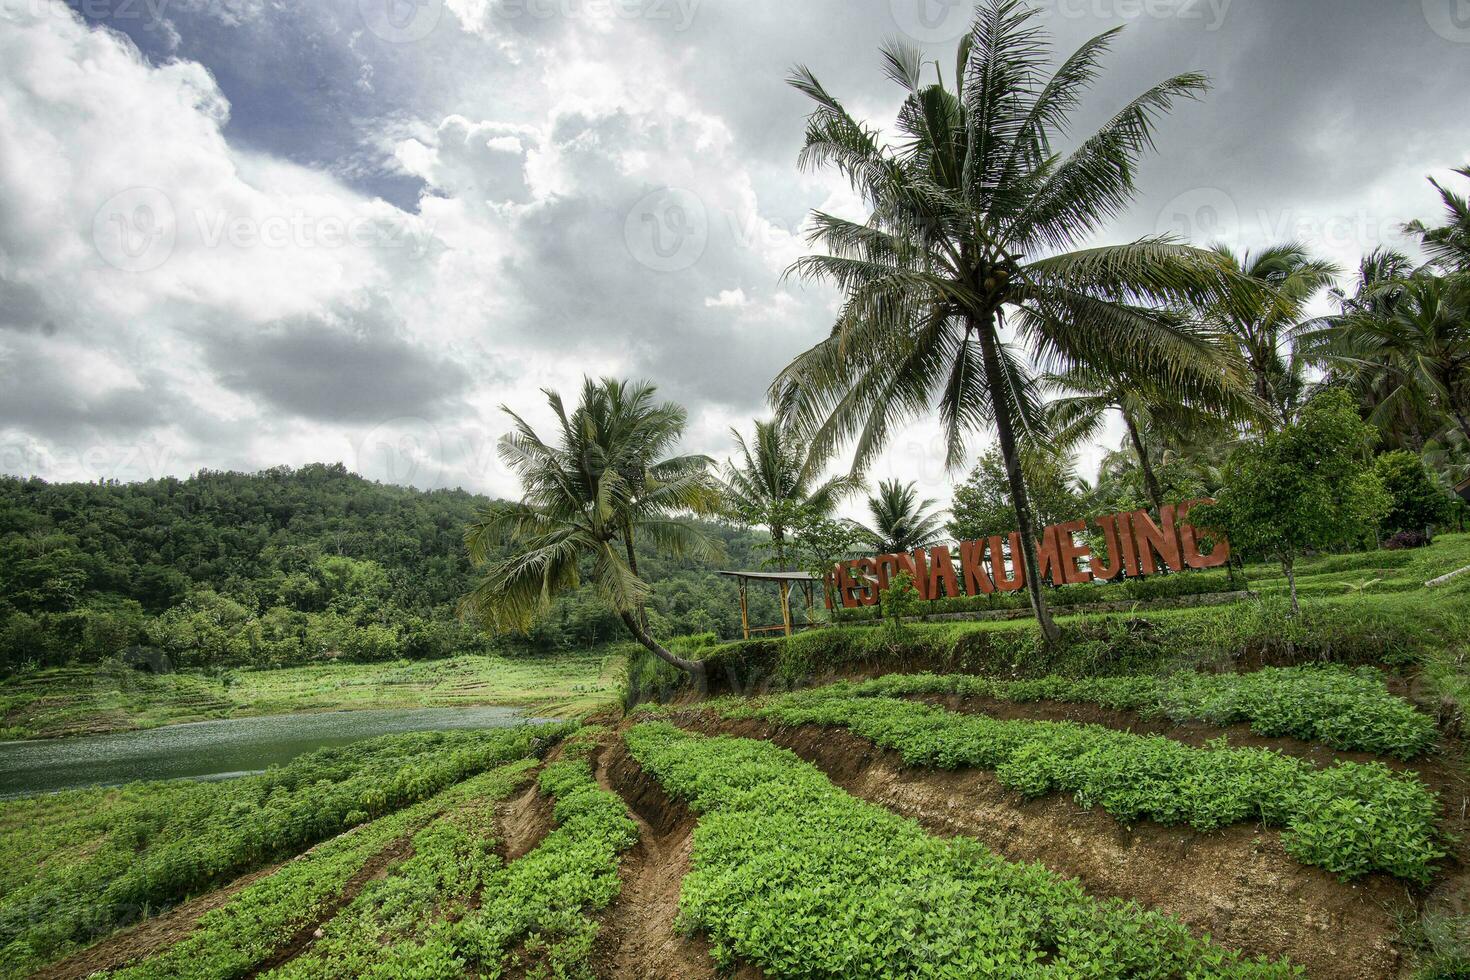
[0, 706, 535, 798]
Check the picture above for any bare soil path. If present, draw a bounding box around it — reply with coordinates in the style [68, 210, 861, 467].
[592, 737, 762, 980]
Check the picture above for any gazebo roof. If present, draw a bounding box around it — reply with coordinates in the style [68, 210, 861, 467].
[716, 570, 821, 582]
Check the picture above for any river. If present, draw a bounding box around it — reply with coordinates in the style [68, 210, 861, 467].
[0, 706, 538, 799]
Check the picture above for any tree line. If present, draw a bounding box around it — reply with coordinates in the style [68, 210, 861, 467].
[0, 463, 779, 674]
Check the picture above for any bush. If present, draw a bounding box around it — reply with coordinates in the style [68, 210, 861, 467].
[831, 569, 1235, 623]
[1208, 389, 1390, 614]
[1375, 451, 1454, 536]
[1385, 530, 1432, 551]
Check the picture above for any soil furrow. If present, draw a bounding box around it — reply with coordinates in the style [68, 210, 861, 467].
[243, 833, 421, 978]
[674, 713, 1410, 980]
[32, 863, 286, 980]
[591, 738, 762, 980]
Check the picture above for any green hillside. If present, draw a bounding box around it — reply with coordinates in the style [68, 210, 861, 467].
[0, 464, 778, 676]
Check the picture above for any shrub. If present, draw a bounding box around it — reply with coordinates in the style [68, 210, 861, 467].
[1375, 451, 1454, 536]
[1208, 389, 1390, 614]
[1385, 530, 1432, 551]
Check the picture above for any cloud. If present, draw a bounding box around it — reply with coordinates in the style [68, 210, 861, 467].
[200, 298, 474, 423]
[4, 0, 1469, 515]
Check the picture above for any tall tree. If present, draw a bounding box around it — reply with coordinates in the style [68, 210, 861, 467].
[1298, 249, 1441, 450]
[1202, 243, 1339, 427]
[856, 480, 946, 553]
[773, 0, 1228, 642]
[1307, 271, 1470, 446]
[461, 381, 719, 680]
[1044, 355, 1259, 512]
[1404, 165, 1470, 273]
[720, 419, 859, 567]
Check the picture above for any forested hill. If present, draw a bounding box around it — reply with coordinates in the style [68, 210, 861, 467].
[0, 464, 775, 674]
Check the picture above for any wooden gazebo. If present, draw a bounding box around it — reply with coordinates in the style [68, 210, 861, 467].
[718, 570, 821, 640]
[1456, 476, 1470, 505]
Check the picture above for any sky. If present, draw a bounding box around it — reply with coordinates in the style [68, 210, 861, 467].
[1, 0, 1468, 521]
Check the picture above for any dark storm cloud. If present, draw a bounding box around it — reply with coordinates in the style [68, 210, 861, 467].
[8, 0, 1470, 492]
[0, 280, 56, 335]
[0, 337, 179, 441]
[200, 301, 473, 423]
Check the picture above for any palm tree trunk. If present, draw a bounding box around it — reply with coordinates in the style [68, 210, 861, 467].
[619, 611, 705, 684]
[622, 522, 649, 631]
[974, 313, 1061, 645]
[1123, 411, 1165, 513]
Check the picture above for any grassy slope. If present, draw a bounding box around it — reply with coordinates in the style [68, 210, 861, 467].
[8, 536, 1470, 741]
[630, 534, 1470, 709]
[0, 651, 623, 740]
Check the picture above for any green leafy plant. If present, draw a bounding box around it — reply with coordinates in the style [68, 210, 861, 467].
[1207, 389, 1391, 615]
[736, 690, 1443, 881]
[844, 665, 1438, 758]
[626, 722, 1297, 977]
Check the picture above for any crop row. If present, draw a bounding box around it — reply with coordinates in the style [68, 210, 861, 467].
[106, 760, 538, 979]
[625, 722, 1296, 977]
[3, 724, 568, 978]
[843, 665, 1437, 758]
[453, 727, 639, 975]
[263, 761, 530, 979]
[730, 692, 1444, 882]
[259, 727, 637, 978]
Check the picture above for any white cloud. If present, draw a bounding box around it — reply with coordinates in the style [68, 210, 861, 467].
[703, 287, 747, 308]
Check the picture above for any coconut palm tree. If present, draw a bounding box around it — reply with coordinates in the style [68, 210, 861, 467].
[460, 380, 720, 680]
[1309, 271, 1470, 446]
[1201, 243, 1339, 426]
[1298, 249, 1442, 451]
[1044, 354, 1260, 512]
[721, 418, 860, 567]
[1403, 165, 1470, 273]
[772, 0, 1231, 642]
[856, 480, 946, 554]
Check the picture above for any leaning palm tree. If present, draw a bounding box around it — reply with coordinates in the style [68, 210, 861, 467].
[721, 418, 860, 567]
[574, 378, 718, 578]
[1044, 353, 1260, 512]
[1201, 243, 1339, 426]
[1403, 165, 1470, 273]
[460, 381, 720, 680]
[856, 480, 946, 554]
[772, 0, 1231, 642]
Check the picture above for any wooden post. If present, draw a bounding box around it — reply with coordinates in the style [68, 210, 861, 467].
[779, 580, 793, 637]
[739, 580, 750, 640]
